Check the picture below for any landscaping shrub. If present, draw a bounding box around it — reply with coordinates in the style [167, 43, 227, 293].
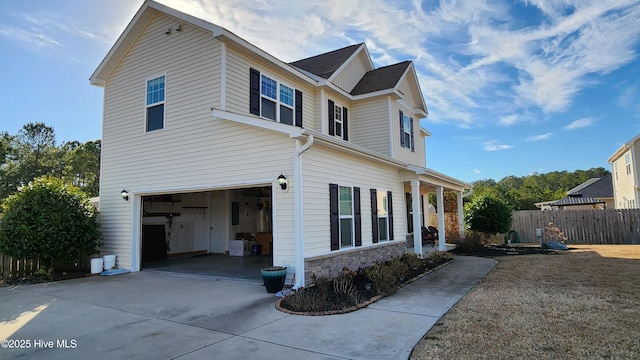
[448, 231, 489, 253]
[0, 176, 102, 272]
[280, 251, 453, 314]
[464, 194, 512, 235]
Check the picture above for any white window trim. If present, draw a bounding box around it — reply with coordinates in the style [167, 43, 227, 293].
[258, 71, 297, 125]
[338, 185, 355, 249]
[331, 100, 348, 139]
[145, 73, 167, 133]
[377, 189, 389, 242]
[401, 113, 412, 149]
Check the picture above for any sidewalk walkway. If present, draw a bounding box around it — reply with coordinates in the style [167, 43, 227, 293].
[0, 255, 497, 359]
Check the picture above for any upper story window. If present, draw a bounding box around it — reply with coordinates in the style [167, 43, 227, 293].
[328, 99, 348, 140]
[250, 68, 302, 127]
[625, 153, 632, 175]
[399, 110, 414, 152]
[615, 162, 619, 180]
[146, 76, 165, 132]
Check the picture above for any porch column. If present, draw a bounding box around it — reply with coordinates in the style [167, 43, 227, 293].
[457, 191, 465, 238]
[436, 186, 446, 251]
[411, 180, 422, 255]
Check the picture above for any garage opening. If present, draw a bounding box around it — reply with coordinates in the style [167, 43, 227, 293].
[140, 187, 273, 281]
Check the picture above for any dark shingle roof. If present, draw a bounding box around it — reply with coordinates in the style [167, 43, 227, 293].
[551, 194, 605, 206]
[567, 174, 613, 198]
[350, 61, 411, 96]
[289, 44, 362, 79]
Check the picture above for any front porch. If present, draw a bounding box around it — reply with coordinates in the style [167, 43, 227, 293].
[403, 168, 470, 256]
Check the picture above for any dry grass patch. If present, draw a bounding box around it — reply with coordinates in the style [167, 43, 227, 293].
[411, 245, 640, 360]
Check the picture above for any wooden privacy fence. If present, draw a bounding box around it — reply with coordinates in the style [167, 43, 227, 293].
[511, 209, 640, 244]
[1, 253, 41, 281]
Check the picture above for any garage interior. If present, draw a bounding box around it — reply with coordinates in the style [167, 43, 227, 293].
[140, 186, 273, 281]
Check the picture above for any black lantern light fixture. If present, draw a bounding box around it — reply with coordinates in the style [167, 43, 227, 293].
[121, 189, 130, 201]
[277, 174, 287, 190]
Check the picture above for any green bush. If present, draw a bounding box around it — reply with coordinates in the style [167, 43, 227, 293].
[0, 176, 102, 272]
[448, 231, 489, 253]
[464, 194, 513, 235]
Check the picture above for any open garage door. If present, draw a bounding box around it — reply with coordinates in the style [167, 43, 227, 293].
[140, 187, 273, 281]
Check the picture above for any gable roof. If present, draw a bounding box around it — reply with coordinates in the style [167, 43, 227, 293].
[567, 174, 613, 198]
[350, 61, 411, 96]
[289, 44, 362, 79]
[91, 0, 318, 87]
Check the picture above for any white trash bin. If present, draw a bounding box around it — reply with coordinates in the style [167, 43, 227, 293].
[103, 255, 116, 270]
[90, 258, 104, 274]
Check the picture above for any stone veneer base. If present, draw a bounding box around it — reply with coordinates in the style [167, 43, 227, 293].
[304, 241, 407, 283]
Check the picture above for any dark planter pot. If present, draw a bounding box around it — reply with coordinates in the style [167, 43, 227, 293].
[261, 266, 287, 293]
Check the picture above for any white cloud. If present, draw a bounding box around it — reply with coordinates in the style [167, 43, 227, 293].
[565, 117, 595, 130]
[474, 168, 481, 174]
[0, 25, 61, 48]
[484, 140, 513, 151]
[527, 132, 553, 141]
[499, 115, 519, 126]
[91, 0, 640, 128]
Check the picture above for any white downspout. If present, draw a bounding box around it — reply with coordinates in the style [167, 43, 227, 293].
[293, 134, 314, 288]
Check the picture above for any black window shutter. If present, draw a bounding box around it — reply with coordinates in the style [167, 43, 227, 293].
[328, 100, 335, 136]
[249, 68, 260, 116]
[399, 110, 405, 147]
[330, 184, 339, 250]
[406, 192, 413, 234]
[295, 90, 303, 128]
[388, 191, 394, 240]
[371, 189, 378, 243]
[410, 117, 415, 152]
[343, 107, 349, 141]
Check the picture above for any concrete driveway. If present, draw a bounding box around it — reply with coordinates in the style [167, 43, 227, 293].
[0, 256, 497, 359]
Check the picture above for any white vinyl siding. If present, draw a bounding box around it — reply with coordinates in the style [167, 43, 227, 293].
[332, 51, 372, 93]
[391, 101, 425, 166]
[301, 146, 403, 257]
[612, 150, 639, 209]
[350, 98, 389, 154]
[225, 46, 315, 129]
[99, 13, 301, 268]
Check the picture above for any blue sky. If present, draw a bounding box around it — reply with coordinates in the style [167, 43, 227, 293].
[1, 0, 639, 183]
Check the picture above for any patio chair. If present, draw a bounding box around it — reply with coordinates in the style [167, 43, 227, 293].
[421, 226, 438, 247]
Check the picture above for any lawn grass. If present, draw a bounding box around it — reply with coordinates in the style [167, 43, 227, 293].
[410, 245, 640, 360]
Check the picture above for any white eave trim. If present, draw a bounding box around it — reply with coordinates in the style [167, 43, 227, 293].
[307, 130, 409, 168]
[420, 127, 431, 137]
[212, 109, 305, 139]
[608, 134, 640, 163]
[407, 165, 470, 189]
[326, 44, 374, 82]
[212, 30, 318, 86]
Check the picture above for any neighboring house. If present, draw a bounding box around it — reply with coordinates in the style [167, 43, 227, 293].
[608, 134, 640, 209]
[90, 0, 469, 287]
[535, 174, 613, 210]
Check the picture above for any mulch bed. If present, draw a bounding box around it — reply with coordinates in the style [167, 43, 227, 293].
[276, 259, 453, 316]
[451, 244, 558, 257]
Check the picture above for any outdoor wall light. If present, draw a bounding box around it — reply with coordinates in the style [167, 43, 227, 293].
[277, 174, 288, 190]
[121, 189, 130, 201]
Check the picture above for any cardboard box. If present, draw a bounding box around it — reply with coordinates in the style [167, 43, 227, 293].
[229, 240, 245, 256]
